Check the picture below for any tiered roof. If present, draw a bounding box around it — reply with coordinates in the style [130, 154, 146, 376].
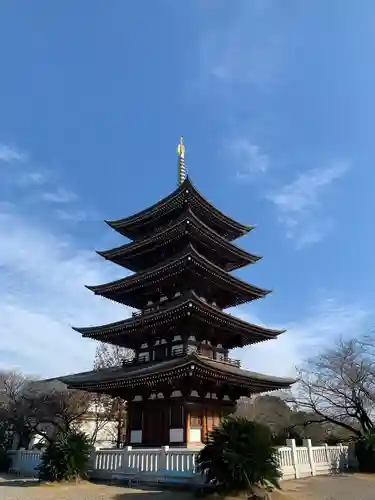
[61, 141, 294, 395]
[98, 208, 261, 272]
[60, 352, 294, 395]
[73, 290, 285, 350]
[87, 244, 270, 309]
[105, 177, 252, 241]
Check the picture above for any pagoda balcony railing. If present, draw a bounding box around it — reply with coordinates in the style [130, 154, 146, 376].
[122, 346, 241, 369]
[131, 298, 221, 318]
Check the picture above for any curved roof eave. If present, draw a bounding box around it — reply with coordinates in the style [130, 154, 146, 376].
[59, 353, 296, 390]
[98, 207, 261, 264]
[105, 177, 253, 236]
[72, 290, 284, 340]
[85, 244, 271, 298]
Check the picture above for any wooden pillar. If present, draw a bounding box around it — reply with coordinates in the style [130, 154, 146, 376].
[125, 417, 131, 445]
[202, 407, 207, 444]
[221, 408, 226, 421]
[125, 403, 132, 445]
[184, 406, 190, 446]
[163, 403, 169, 446]
[182, 333, 188, 354]
[213, 410, 220, 429]
[148, 341, 153, 362]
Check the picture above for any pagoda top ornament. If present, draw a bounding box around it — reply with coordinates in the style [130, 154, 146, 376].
[177, 136, 185, 159]
[177, 136, 186, 186]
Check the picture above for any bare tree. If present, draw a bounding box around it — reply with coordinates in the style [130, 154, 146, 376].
[236, 393, 351, 444]
[0, 371, 28, 449]
[80, 392, 119, 446]
[0, 369, 126, 448]
[11, 379, 91, 444]
[0, 370, 94, 448]
[292, 336, 375, 438]
[0, 371, 26, 405]
[93, 342, 134, 369]
[93, 342, 132, 447]
[236, 395, 292, 435]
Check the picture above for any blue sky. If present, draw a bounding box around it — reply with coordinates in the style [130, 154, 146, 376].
[0, 0, 374, 378]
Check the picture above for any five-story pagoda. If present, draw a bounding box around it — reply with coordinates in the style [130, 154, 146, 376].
[60, 138, 294, 447]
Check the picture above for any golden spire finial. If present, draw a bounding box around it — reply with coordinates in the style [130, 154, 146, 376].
[177, 136, 186, 185]
[177, 136, 185, 159]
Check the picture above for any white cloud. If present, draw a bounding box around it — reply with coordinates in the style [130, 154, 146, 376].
[230, 139, 269, 181]
[268, 161, 348, 214]
[0, 144, 25, 163]
[0, 197, 370, 384]
[0, 205, 130, 378]
[206, 36, 283, 89]
[42, 187, 78, 203]
[0, 144, 84, 215]
[18, 171, 49, 186]
[197, 2, 289, 93]
[0, 144, 51, 189]
[266, 161, 349, 247]
[231, 297, 371, 378]
[56, 209, 95, 223]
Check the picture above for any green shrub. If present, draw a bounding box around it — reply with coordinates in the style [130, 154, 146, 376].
[0, 450, 11, 473]
[38, 429, 91, 482]
[0, 422, 12, 472]
[196, 417, 281, 495]
[355, 430, 375, 473]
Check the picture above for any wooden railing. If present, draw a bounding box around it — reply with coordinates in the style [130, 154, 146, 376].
[122, 346, 241, 368]
[8, 440, 355, 483]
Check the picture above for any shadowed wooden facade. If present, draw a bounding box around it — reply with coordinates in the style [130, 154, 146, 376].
[60, 144, 294, 447]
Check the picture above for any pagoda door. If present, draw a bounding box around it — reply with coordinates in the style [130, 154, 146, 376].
[142, 405, 167, 446]
[200, 344, 213, 358]
[154, 344, 166, 361]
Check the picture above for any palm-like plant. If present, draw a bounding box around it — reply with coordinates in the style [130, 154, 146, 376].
[196, 417, 281, 495]
[38, 429, 91, 482]
[355, 429, 375, 473]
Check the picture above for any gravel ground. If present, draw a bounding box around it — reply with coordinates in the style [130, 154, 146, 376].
[281, 474, 375, 500]
[0, 476, 192, 500]
[0, 474, 374, 500]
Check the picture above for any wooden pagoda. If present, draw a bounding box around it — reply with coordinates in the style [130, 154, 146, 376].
[60, 138, 294, 447]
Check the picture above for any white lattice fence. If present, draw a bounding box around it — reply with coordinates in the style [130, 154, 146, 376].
[8, 439, 354, 483]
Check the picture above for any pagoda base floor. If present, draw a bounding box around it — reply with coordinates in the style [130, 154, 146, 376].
[127, 398, 235, 448]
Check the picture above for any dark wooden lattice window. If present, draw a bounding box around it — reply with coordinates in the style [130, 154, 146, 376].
[213, 414, 221, 428]
[154, 344, 166, 361]
[130, 407, 142, 430]
[170, 405, 183, 428]
[207, 414, 214, 432]
[190, 412, 202, 427]
[200, 344, 213, 358]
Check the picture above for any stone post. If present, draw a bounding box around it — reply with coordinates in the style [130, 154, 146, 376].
[338, 442, 346, 470]
[88, 445, 97, 473]
[324, 443, 331, 469]
[160, 445, 169, 472]
[123, 445, 132, 471]
[302, 438, 316, 476]
[11, 433, 20, 450]
[286, 439, 299, 479]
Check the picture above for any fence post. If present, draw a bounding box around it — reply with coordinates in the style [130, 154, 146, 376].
[89, 446, 97, 473]
[338, 442, 346, 470]
[324, 443, 331, 468]
[347, 442, 357, 470]
[160, 445, 169, 473]
[7, 450, 18, 474]
[302, 439, 316, 476]
[123, 446, 132, 471]
[286, 439, 299, 479]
